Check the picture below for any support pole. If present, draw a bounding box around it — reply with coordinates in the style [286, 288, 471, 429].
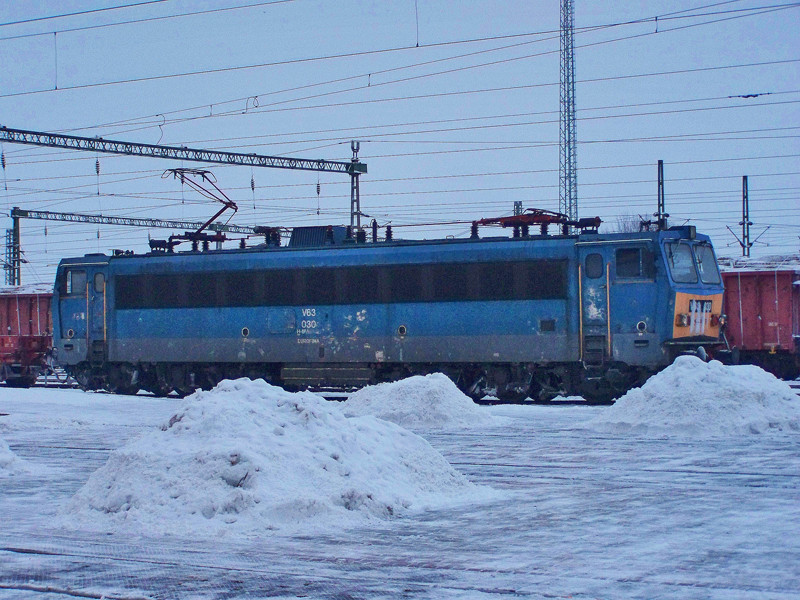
[740, 175, 752, 257]
[656, 160, 669, 230]
[559, 0, 578, 230]
[4, 211, 20, 286]
[350, 141, 362, 230]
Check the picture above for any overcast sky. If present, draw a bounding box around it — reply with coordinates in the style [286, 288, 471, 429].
[0, 0, 798, 285]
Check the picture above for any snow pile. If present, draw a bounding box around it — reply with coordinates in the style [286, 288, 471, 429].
[343, 373, 501, 430]
[62, 378, 486, 536]
[0, 437, 26, 475]
[589, 356, 800, 436]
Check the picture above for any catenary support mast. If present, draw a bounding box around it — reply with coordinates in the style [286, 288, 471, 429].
[559, 0, 578, 229]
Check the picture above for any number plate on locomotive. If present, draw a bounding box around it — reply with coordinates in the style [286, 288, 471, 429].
[689, 299, 712, 313]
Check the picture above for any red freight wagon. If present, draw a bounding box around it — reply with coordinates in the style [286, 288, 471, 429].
[0, 285, 52, 387]
[721, 269, 800, 379]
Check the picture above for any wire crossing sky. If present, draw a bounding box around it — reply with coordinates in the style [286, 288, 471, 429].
[0, 0, 798, 285]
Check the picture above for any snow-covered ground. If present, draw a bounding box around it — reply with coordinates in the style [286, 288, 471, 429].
[1, 362, 800, 599]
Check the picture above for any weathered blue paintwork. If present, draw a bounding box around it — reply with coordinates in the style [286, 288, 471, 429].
[52, 226, 724, 398]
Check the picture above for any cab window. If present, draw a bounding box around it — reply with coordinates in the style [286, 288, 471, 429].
[616, 247, 655, 279]
[695, 243, 721, 284]
[665, 242, 697, 283]
[585, 253, 604, 279]
[66, 270, 87, 296]
[616, 248, 641, 277]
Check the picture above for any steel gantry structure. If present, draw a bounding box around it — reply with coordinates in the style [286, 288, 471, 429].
[4, 207, 262, 286]
[559, 0, 578, 228]
[0, 125, 367, 284]
[10, 207, 257, 234]
[0, 126, 366, 175]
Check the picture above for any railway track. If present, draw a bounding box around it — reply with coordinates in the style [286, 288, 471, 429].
[33, 367, 78, 389]
[11, 374, 800, 398]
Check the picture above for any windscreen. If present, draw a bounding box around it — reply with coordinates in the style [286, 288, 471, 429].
[665, 242, 697, 283]
[694, 243, 721, 284]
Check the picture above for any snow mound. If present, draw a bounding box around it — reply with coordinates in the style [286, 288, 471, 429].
[62, 378, 486, 536]
[589, 356, 800, 436]
[343, 373, 501, 430]
[0, 437, 26, 475]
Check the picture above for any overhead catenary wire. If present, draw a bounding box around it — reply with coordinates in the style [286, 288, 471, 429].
[0, 2, 796, 103]
[0, 1, 294, 41]
[0, 0, 172, 28]
[2, 1, 798, 281]
[72, 97, 795, 156]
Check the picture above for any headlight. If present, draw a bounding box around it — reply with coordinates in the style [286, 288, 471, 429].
[675, 313, 690, 327]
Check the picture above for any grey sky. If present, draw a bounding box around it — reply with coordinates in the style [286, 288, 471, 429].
[0, 0, 798, 285]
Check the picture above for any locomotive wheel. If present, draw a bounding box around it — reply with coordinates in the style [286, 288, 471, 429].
[464, 374, 489, 401]
[107, 365, 140, 396]
[108, 382, 140, 396]
[495, 383, 530, 403]
[71, 364, 98, 391]
[579, 378, 614, 405]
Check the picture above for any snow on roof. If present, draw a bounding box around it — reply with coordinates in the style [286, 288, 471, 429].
[61, 378, 489, 537]
[718, 254, 800, 272]
[342, 373, 503, 431]
[588, 356, 800, 436]
[0, 283, 52, 296]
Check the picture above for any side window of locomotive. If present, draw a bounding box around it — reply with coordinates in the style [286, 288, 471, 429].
[616, 248, 642, 278]
[66, 270, 87, 296]
[343, 267, 381, 304]
[585, 253, 603, 279]
[480, 262, 515, 300]
[695, 243, 721, 284]
[432, 263, 468, 301]
[93, 272, 105, 294]
[304, 268, 337, 305]
[387, 265, 425, 303]
[665, 242, 698, 283]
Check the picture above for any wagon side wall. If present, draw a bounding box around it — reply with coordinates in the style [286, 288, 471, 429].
[721, 270, 798, 354]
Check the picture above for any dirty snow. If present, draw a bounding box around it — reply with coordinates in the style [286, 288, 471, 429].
[60, 378, 489, 537]
[342, 372, 503, 430]
[589, 356, 800, 436]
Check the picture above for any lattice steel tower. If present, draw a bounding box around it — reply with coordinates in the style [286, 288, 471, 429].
[559, 0, 578, 225]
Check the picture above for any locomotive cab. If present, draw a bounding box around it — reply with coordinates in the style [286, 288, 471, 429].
[660, 227, 724, 357]
[52, 254, 110, 388]
[576, 226, 723, 398]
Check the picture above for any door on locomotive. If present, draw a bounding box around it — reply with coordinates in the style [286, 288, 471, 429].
[87, 270, 107, 363]
[578, 247, 610, 365]
[578, 241, 660, 367]
[607, 243, 660, 363]
[58, 267, 88, 352]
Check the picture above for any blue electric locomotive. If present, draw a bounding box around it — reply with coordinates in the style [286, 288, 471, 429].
[52, 219, 724, 401]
